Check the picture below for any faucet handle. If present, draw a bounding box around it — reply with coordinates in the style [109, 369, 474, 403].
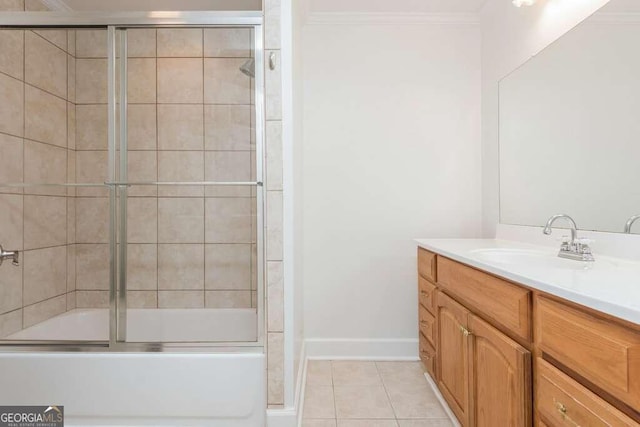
[575, 238, 594, 256]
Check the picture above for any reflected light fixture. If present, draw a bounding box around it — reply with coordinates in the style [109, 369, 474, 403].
[512, 0, 536, 6]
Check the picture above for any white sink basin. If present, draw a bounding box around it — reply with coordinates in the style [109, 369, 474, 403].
[469, 248, 599, 270]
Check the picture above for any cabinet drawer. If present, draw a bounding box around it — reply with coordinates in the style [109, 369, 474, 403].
[536, 359, 637, 427]
[536, 296, 640, 410]
[437, 257, 531, 341]
[419, 304, 436, 347]
[419, 333, 436, 379]
[419, 276, 437, 315]
[418, 248, 437, 282]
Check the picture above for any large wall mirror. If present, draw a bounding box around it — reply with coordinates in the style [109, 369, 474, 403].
[499, 0, 640, 234]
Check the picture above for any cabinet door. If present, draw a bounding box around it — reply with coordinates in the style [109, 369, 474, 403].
[469, 313, 532, 427]
[437, 292, 471, 426]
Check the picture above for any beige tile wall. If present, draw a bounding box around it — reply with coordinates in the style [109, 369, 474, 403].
[264, 0, 286, 407]
[73, 28, 257, 310]
[0, 0, 80, 338]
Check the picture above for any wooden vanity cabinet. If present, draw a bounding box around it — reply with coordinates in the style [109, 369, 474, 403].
[437, 291, 472, 426]
[435, 290, 532, 427]
[417, 248, 640, 427]
[469, 313, 532, 427]
[418, 249, 440, 380]
[536, 358, 638, 427]
[536, 296, 640, 412]
[419, 332, 436, 378]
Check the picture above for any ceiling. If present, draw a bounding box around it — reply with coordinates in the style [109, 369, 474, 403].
[58, 0, 262, 11]
[56, 0, 492, 13]
[306, 0, 491, 14]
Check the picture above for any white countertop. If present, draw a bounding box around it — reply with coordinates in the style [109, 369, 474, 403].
[415, 238, 640, 326]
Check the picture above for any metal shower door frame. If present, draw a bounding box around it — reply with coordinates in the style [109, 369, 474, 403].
[0, 11, 266, 352]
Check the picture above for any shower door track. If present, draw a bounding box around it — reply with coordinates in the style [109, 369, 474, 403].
[0, 11, 266, 353]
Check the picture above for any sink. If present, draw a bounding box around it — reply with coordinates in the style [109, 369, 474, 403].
[468, 248, 598, 270]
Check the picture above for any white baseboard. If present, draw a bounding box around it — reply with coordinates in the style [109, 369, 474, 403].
[424, 373, 461, 427]
[305, 338, 419, 360]
[266, 408, 297, 427]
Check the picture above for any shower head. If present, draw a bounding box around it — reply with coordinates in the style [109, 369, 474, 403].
[239, 58, 255, 78]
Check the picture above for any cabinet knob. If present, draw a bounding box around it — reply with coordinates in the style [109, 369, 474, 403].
[554, 400, 579, 426]
[459, 325, 472, 337]
[555, 401, 567, 415]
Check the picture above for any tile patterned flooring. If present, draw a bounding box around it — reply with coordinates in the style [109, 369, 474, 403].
[301, 361, 453, 427]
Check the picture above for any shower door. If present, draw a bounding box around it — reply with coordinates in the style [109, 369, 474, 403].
[111, 25, 264, 347]
[0, 26, 112, 346]
[0, 13, 263, 350]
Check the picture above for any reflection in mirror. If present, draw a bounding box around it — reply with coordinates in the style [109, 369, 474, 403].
[499, 0, 640, 234]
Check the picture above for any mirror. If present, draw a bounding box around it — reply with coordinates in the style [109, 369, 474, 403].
[499, 0, 640, 234]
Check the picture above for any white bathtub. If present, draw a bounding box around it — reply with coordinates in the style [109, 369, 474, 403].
[6, 308, 258, 342]
[0, 309, 266, 426]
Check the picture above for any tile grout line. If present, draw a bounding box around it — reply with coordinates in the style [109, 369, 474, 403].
[154, 28, 160, 309]
[376, 361, 400, 423]
[331, 361, 338, 422]
[21, 24, 26, 330]
[201, 27, 206, 308]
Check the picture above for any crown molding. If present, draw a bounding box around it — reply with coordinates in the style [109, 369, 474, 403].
[305, 12, 480, 26]
[41, 0, 73, 11]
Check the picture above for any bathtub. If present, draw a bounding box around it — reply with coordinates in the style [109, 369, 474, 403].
[0, 309, 265, 426]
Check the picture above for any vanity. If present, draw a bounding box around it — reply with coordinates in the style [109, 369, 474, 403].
[415, 238, 640, 426]
[419, 0, 640, 424]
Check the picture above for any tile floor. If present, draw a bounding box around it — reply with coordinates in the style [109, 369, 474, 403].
[301, 361, 453, 427]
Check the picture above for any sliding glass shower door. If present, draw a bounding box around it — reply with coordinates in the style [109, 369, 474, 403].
[0, 18, 264, 349]
[112, 26, 264, 345]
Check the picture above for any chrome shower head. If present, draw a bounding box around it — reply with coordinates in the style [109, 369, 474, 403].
[239, 58, 255, 78]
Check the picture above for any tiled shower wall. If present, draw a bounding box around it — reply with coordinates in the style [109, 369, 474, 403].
[73, 28, 258, 310]
[0, 0, 78, 337]
[264, 0, 286, 407]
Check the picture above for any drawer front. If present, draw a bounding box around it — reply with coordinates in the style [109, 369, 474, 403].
[437, 257, 531, 341]
[418, 248, 437, 282]
[419, 304, 436, 347]
[419, 333, 436, 379]
[419, 276, 437, 315]
[536, 296, 640, 410]
[536, 359, 637, 427]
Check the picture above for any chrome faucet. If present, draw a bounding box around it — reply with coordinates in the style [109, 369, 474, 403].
[543, 214, 594, 262]
[624, 215, 640, 234]
[0, 244, 19, 267]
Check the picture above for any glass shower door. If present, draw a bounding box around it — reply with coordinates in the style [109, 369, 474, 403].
[0, 27, 111, 345]
[112, 26, 264, 346]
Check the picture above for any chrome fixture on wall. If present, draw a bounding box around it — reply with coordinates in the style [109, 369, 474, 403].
[543, 214, 595, 262]
[239, 58, 255, 77]
[624, 215, 640, 234]
[0, 244, 19, 267]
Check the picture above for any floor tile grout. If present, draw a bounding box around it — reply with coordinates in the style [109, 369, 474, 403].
[376, 361, 399, 421]
[303, 360, 451, 425]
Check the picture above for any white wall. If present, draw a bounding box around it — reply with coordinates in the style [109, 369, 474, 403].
[480, 0, 612, 237]
[300, 16, 482, 355]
